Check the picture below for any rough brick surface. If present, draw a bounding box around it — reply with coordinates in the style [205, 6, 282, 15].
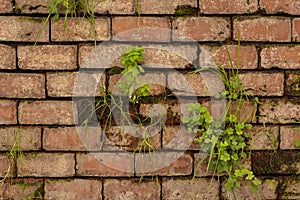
[260, 0, 300, 15]
[18, 153, 75, 177]
[94, 0, 134, 14]
[249, 125, 279, 150]
[0, 16, 48, 42]
[0, 0, 12, 13]
[140, 0, 197, 14]
[0, 154, 14, 177]
[19, 101, 77, 125]
[0, 45, 16, 69]
[0, 127, 41, 151]
[45, 179, 102, 200]
[15, 0, 49, 13]
[293, 18, 300, 42]
[239, 71, 284, 96]
[233, 17, 291, 42]
[173, 17, 230, 41]
[104, 179, 160, 200]
[51, 18, 110, 41]
[0, 73, 45, 98]
[261, 46, 300, 69]
[76, 153, 134, 176]
[0, 100, 17, 124]
[278, 177, 300, 199]
[259, 98, 300, 124]
[286, 71, 300, 96]
[200, 0, 258, 14]
[280, 126, 300, 149]
[112, 17, 171, 42]
[18, 45, 77, 70]
[163, 178, 219, 199]
[202, 45, 258, 69]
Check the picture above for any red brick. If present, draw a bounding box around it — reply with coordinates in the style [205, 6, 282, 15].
[173, 17, 230, 41]
[286, 71, 300, 96]
[51, 18, 110, 41]
[200, 0, 258, 14]
[167, 71, 224, 96]
[201, 45, 258, 69]
[76, 152, 134, 176]
[0, 154, 14, 177]
[0, 100, 17, 124]
[19, 101, 77, 125]
[162, 178, 219, 199]
[17, 153, 75, 177]
[0, 179, 43, 199]
[104, 179, 160, 200]
[222, 178, 278, 200]
[261, 46, 300, 69]
[15, 0, 49, 13]
[0, 73, 45, 98]
[0, 45, 15, 69]
[18, 45, 77, 70]
[259, 98, 300, 124]
[0, 16, 48, 42]
[112, 17, 171, 42]
[260, 0, 300, 15]
[0, 0, 13, 13]
[233, 17, 291, 42]
[0, 127, 41, 151]
[47, 72, 105, 97]
[239, 72, 284, 96]
[278, 177, 300, 199]
[248, 125, 279, 150]
[45, 179, 102, 200]
[280, 126, 300, 149]
[140, 0, 197, 14]
[94, 0, 134, 14]
[293, 18, 300, 42]
[135, 152, 192, 176]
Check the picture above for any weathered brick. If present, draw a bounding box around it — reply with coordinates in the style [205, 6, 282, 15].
[94, 0, 134, 14]
[239, 71, 284, 96]
[0, 16, 48, 42]
[0, 45, 16, 69]
[135, 152, 192, 176]
[162, 178, 219, 199]
[278, 177, 300, 199]
[0, 73, 45, 98]
[261, 46, 300, 69]
[112, 17, 171, 42]
[201, 45, 258, 69]
[233, 17, 291, 42]
[51, 18, 110, 41]
[222, 178, 278, 200]
[0, 0, 13, 13]
[259, 98, 300, 124]
[0, 154, 14, 177]
[286, 71, 300, 96]
[293, 18, 300, 42]
[18, 153, 75, 177]
[260, 0, 300, 15]
[0, 179, 43, 199]
[248, 125, 279, 150]
[76, 152, 134, 176]
[109, 72, 166, 96]
[140, 0, 197, 14]
[200, 0, 258, 14]
[280, 126, 300, 149]
[104, 179, 160, 200]
[45, 179, 102, 200]
[0, 100, 17, 124]
[15, 0, 49, 13]
[18, 45, 77, 70]
[173, 17, 230, 41]
[0, 127, 41, 151]
[19, 101, 77, 125]
[47, 72, 105, 97]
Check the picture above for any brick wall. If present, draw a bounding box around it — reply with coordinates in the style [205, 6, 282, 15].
[0, 0, 300, 199]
